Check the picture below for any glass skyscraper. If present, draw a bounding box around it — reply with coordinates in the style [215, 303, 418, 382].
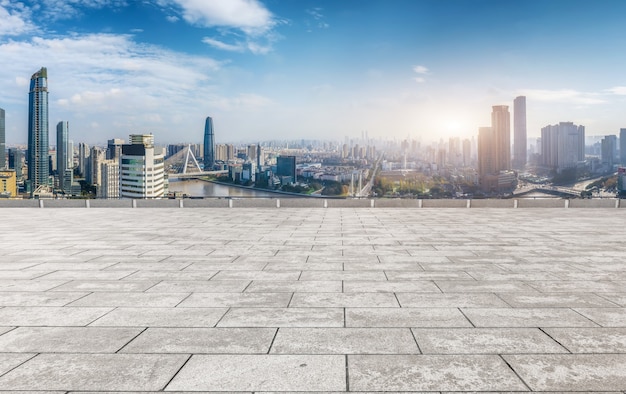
[203, 116, 215, 170]
[0, 107, 5, 169]
[56, 121, 72, 193]
[28, 67, 49, 192]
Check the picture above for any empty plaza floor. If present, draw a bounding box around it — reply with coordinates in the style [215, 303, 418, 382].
[1, 206, 626, 393]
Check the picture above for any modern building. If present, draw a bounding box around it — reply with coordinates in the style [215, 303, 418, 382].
[276, 156, 297, 184]
[106, 138, 125, 161]
[56, 121, 72, 193]
[601, 135, 617, 170]
[120, 134, 166, 199]
[27, 67, 50, 193]
[88, 146, 105, 187]
[540, 122, 585, 171]
[203, 116, 215, 170]
[99, 159, 120, 199]
[513, 96, 527, 170]
[619, 129, 626, 166]
[78, 142, 90, 177]
[478, 106, 512, 191]
[0, 169, 17, 198]
[491, 105, 511, 172]
[8, 149, 23, 180]
[0, 108, 5, 169]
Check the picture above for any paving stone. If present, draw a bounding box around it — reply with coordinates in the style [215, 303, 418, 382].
[245, 280, 342, 293]
[217, 308, 344, 327]
[38, 271, 137, 281]
[271, 327, 419, 354]
[0, 291, 88, 306]
[177, 292, 292, 307]
[0, 307, 112, 326]
[68, 292, 188, 307]
[89, 307, 228, 327]
[435, 280, 536, 293]
[544, 327, 626, 353]
[165, 355, 346, 391]
[527, 280, 626, 293]
[145, 280, 250, 293]
[346, 308, 472, 327]
[385, 271, 474, 280]
[0, 280, 69, 292]
[298, 271, 387, 281]
[121, 328, 276, 353]
[348, 355, 527, 391]
[0, 271, 53, 280]
[0, 353, 35, 376]
[210, 270, 301, 281]
[574, 308, 626, 327]
[0, 354, 188, 391]
[0, 327, 142, 353]
[462, 307, 599, 327]
[343, 280, 441, 293]
[600, 293, 626, 306]
[289, 292, 399, 307]
[396, 293, 509, 308]
[412, 327, 567, 354]
[504, 354, 626, 391]
[50, 281, 158, 292]
[497, 292, 621, 308]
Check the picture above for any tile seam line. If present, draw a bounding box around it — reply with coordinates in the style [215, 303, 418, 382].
[499, 353, 533, 391]
[161, 353, 193, 391]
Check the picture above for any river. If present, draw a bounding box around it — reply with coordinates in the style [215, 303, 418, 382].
[168, 179, 278, 198]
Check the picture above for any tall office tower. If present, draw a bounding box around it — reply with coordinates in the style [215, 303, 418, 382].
[203, 116, 215, 170]
[256, 144, 262, 168]
[478, 127, 495, 180]
[491, 105, 511, 172]
[513, 96, 527, 170]
[56, 121, 72, 192]
[27, 67, 49, 192]
[88, 146, 105, 186]
[120, 134, 165, 199]
[99, 159, 120, 199]
[276, 156, 296, 184]
[621, 128, 626, 165]
[540, 122, 585, 170]
[0, 108, 5, 169]
[106, 138, 125, 161]
[601, 135, 617, 169]
[462, 138, 471, 167]
[8, 149, 23, 179]
[78, 142, 90, 177]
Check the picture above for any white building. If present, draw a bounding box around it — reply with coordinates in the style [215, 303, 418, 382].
[120, 134, 166, 199]
[541, 122, 585, 170]
[98, 159, 119, 199]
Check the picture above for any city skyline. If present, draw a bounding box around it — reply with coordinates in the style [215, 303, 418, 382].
[2, 1, 626, 145]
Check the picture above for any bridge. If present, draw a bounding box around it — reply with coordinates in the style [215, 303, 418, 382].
[164, 144, 227, 180]
[513, 186, 581, 198]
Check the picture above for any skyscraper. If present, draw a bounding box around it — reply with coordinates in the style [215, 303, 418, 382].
[620, 128, 626, 165]
[0, 108, 5, 169]
[491, 105, 511, 172]
[27, 67, 49, 192]
[203, 116, 215, 170]
[540, 122, 585, 170]
[120, 134, 165, 199]
[513, 96, 527, 170]
[56, 121, 71, 192]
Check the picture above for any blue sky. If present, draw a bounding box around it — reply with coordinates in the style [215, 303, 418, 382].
[2, 0, 626, 146]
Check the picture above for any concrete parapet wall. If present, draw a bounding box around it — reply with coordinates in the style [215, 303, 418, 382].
[470, 199, 515, 208]
[517, 198, 567, 208]
[422, 199, 468, 208]
[0, 198, 623, 208]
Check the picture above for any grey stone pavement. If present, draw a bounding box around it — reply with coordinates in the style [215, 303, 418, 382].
[0, 206, 625, 393]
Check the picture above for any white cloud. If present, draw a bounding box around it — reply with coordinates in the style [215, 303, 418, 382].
[413, 65, 429, 74]
[306, 8, 324, 20]
[519, 89, 605, 105]
[40, 0, 128, 20]
[0, 4, 35, 36]
[202, 37, 245, 52]
[171, 0, 274, 35]
[166, 15, 179, 23]
[606, 86, 626, 95]
[208, 93, 273, 111]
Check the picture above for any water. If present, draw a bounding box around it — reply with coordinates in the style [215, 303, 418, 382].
[168, 179, 278, 198]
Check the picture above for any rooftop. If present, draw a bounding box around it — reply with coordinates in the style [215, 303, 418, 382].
[1, 204, 626, 392]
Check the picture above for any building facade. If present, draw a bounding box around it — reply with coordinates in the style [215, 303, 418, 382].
[276, 156, 297, 184]
[513, 96, 527, 170]
[0, 108, 5, 169]
[120, 134, 165, 199]
[601, 135, 617, 169]
[491, 105, 511, 172]
[203, 116, 215, 170]
[540, 122, 585, 170]
[27, 67, 49, 192]
[620, 128, 626, 165]
[99, 159, 120, 199]
[56, 121, 72, 193]
[8, 149, 23, 180]
[0, 169, 17, 198]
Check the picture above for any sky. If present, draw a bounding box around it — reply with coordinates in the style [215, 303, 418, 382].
[2, 0, 626, 146]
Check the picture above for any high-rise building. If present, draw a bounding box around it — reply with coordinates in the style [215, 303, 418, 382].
[513, 96, 527, 170]
[27, 67, 49, 192]
[491, 105, 511, 172]
[462, 138, 471, 167]
[0, 108, 5, 169]
[620, 128, 626, 165]
[78, 142, 90, 177]
[99, 159, 120, 199]
[88, 146, 105, 187]
[478, 127, 495, 179]
[276, 156, 296, 184]
[540, 122, 585, 170]
[601, 135, 617, 169]
[56, 121, 72, 193]
[8, 149, 23, 179]
[0, 169, 17, 198]
[203, 116, 215, 170]
[107, 138, 125, 161]
[120, 134, 166, 199]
